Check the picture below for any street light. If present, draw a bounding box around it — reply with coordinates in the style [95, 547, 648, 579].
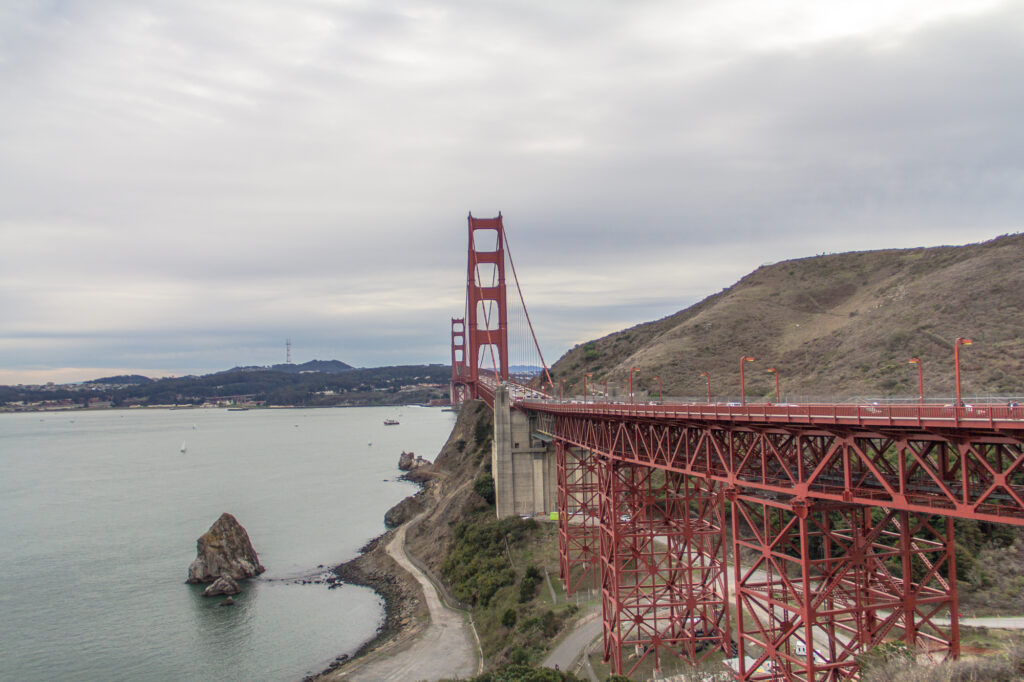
[700, 371, 712, 404]
[652, 376, 663, 402]
[908, 357, 924, 404]
[766, 367, 780, 404]
[558, 379, 565, 401]
[629, 367, 640, 403]
[584, 373, 592, 404]
[740, 356, 756, 405]
[954, 338, 973, 406]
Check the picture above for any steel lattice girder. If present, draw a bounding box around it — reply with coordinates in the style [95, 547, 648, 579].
[541, 414, 1024, 525]
[729, 495, 958, 681]
[557, 440, 600, 594]
[596, 459, 731, 677]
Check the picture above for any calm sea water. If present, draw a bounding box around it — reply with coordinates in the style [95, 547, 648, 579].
[0, 405, 455, 681]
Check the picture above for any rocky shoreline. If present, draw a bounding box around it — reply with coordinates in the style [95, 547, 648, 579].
[307, 471, 435, 680]
[307, 402, 489, 680]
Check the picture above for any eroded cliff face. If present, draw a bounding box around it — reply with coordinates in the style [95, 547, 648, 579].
[403, 401, 492, 575]
[186, 512, 266, 583]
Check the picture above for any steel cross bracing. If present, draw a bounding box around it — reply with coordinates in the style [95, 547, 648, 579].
[556, 441, 601, 594]
[595, 461, 731, 675]
[527, 404, 1024, 526]
[515, 401, 1024, 680]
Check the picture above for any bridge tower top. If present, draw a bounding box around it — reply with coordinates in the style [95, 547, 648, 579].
[465, 212, 509, 394]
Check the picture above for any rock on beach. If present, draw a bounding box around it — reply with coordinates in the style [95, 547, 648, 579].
[187, 512, 265, 584]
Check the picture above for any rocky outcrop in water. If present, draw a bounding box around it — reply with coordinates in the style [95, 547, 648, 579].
[203, 574, 241, 597]
[187, 512, 265, 584]
[384, 495, 424, 528]
[397, 451, 429, 471]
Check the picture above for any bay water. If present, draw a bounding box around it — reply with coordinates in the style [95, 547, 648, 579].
[0, 405, 456, 681]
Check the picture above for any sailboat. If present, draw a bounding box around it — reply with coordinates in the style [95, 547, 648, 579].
[180, 440, 187, 454]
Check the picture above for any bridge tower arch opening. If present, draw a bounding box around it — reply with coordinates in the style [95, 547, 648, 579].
[450, 317, 468, 407]
[465, 213, 509, 396]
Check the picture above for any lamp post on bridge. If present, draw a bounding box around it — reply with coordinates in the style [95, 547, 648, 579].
[766, 367, 780, 404]
[584, 373, 592, 404]
[603, 380, 608, 400]
[740, 356, 756, 405]
[909, 357, 924, 404]
[558, 380, 565, 401]
[629, 367, 639, 404]
[652, 376, 663, 403]
[700, 371, 711, 404]
[954, 338, 973, 406]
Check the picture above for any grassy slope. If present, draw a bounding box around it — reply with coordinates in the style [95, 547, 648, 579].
[551, 233, 1024, 401]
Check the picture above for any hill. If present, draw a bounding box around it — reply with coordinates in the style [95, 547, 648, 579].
[0, 363, 449, 409]
[225, 359, 354, 374]
[551, 233, 1024, 402]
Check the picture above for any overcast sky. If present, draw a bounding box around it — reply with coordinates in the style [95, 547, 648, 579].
[2, 0, 1022, 384]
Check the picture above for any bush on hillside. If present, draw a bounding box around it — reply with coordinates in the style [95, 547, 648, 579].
[518, 565, 541, 603]
[474, 473, 496, 505]
[445, 663, 583, 681]
[441, 516, 536, 606]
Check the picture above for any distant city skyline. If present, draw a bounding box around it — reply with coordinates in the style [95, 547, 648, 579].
[3, 1, 1022, 385]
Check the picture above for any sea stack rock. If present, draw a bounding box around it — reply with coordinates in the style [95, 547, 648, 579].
[187, 513, 265, 584]
[397, 451, 429, 471]
[397, 451, 415, 470]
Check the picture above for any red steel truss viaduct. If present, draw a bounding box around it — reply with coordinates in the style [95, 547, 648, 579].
[450, 215, 1024, 680]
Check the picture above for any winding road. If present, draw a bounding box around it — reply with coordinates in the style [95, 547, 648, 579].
[330, 514, 479, 681]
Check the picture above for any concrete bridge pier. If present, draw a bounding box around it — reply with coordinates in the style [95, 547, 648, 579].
[493, 384, 557, 518]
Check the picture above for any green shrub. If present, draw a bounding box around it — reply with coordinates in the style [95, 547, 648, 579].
[448, 663, 584, 681]
[501, 608, 517, 628]
[474, 473, 496, 505]
[540, 610, 557, 637]
[474, 417, 492, 445]
[441, 516, 536, 606]
[857, 640, 914, 673]
[519, 565, 541, 603]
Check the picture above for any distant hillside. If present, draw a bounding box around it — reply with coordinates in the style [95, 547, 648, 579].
[225, 359, 354, 374]
[0, 363, 448, 409]
[551, 233, 1024, 402]
[90, 374, 154, 385]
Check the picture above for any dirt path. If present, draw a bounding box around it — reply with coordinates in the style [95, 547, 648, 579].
[328, 507, 479, 681]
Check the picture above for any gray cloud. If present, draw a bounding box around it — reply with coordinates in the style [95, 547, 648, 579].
[1, 1, 1022, 382]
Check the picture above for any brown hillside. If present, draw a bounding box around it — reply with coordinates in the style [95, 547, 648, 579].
[550, 233, 1024, 402]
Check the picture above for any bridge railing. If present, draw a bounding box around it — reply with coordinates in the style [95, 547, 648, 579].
[517, 397, 1024, 430]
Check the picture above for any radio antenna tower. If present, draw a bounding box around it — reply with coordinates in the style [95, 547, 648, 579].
[286, 338, 292, 364]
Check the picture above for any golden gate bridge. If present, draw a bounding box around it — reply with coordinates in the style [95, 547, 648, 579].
[449, 213, 1024, 680]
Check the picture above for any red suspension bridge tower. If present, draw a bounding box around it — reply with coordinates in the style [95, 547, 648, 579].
[451, 213, 510, 405]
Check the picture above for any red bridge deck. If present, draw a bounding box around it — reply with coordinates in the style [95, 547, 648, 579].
[513, 394, 1024, 527]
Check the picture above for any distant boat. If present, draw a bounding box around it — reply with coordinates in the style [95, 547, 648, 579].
[383, 418, 399, 426]
[227, 407, 249, 411]
[180, 441, 187, 454]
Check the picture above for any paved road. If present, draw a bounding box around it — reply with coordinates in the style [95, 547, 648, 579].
[543, 608, 602, 681]
[332, 517, 479, 682]
[936, 616, 1024, 629]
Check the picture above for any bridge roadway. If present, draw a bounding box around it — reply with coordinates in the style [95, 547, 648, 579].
[478, 377, 1024, 527]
